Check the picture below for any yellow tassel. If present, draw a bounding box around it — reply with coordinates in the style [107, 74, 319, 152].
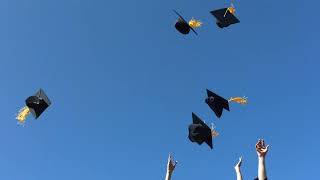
[228, 6, 236, 14]
[212, 130, 219, 137]
[16, 106, 30, 124]
[211, 123, 219, 137]
[224, 4, 236, 17]
[228, 97, 248, 104]
[188, 18, 202, 28]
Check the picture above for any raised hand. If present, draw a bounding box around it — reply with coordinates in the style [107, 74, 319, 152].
[255, 139, 270, 158]
[234, 156, 243, 180]
[167, 154, 178, 173]
[256, 139, 269, 180]
[234, 156, 243, 172]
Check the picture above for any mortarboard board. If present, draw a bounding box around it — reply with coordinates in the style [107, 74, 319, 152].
[205, 89, 230, 118]
[25, 89, 51, 119]
[210, 7, 240, 28]
[188, 113, 213, 149]
[173, 10, 199, 35]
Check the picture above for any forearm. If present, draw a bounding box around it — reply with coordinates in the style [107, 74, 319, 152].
[165, 171, 172, 180]
[258, 157, 267, 180]
[235, 170, 243, 180]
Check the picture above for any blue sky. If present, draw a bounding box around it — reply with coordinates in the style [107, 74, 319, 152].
[0, 0, 319, 179]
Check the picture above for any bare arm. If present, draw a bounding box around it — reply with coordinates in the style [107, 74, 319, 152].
[165, 154, 177, 180]
[234, 156, 243, 180]
[165, 172, 172, 180]
[256, 139, 269, 180]
[258, 157, 266, 180]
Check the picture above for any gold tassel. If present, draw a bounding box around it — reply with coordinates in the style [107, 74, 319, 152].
[16, 106, 30, 125]
[224, 4, 236, 17]
[228, 97, 248, 104]
[188, 18, 202, 28]
[228, 6, 236, 14]
[211, 123, 219, 137]
[212, 130, 219, 137]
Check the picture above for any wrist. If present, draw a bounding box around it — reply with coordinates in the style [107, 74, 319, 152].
[258, 156, 265, 161]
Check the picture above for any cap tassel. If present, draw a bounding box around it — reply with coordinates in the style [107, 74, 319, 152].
[228, 97, 248, 104]
[224, 4, 236, 17]
[211, 130, 219, 137]
[188, 18, 202, 28]
[16, 106, 30, 125]
[211, 123, 219, 137]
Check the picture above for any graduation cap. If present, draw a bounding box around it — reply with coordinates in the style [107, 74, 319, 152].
[205, 89, 247, 118]
[173, 10, 201, 35]
[16, 89, 51, 124]
[210, 4, 240, 28]
[205, 89, 230, 118]
[188, 113, 213, 149]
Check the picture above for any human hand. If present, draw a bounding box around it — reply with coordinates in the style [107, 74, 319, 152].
[234, 156, 242, 172]
[167, 154, 178, 174]
[255, 139, 270, 158]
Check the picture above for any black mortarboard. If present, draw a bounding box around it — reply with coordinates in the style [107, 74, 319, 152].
[25, 89, 51, 119]
[188, 113, 213, 149]
[205, 89, 230, 118]
[173, 10, 198, 35]
[210, 8, 240, 28]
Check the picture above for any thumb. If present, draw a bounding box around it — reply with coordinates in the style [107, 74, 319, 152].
[266, 145, 270, 150]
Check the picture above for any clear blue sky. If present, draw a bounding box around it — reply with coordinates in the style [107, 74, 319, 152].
[0, 0, 319, 179]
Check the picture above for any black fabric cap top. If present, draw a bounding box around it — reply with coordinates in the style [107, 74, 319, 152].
[205, 89, 230, 118]
[25, 89, 51, 119]
[210, 8, 240, 28]
[188, 113, 213, 149]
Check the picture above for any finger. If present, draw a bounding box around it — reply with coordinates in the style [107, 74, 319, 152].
[172, 161, 178, 168]
[257, 139, 261, 144]
[255, 142, 260, 147]
[262, 139, 265, 147]
[266, 144, 270, 150]
[239, 157, 243, 166]
[256, 142, 261, 147]
[256, 148, 263, 152]
[168, 154, 172, 163]
[256, 144, 262, 148]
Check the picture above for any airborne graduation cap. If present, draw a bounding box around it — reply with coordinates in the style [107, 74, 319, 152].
[173, 10, 202, 35]
[205, 89, 247, 118]
[210, 4, 240, 28]
[188, 113, 216, 149]
[16, 89, 51, 125]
